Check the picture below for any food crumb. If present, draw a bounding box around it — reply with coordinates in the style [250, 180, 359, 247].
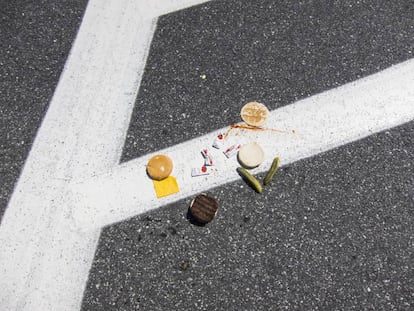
[180, 260, 190, 271]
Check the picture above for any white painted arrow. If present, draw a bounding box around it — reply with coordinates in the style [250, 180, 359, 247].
[0, 0, 413, 310]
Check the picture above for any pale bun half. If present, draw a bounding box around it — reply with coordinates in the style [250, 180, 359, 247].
[237, 142, 265, 168]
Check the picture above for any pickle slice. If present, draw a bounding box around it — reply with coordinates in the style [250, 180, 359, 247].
[263, 157, 280, 185]
[236, 167, 263, 193]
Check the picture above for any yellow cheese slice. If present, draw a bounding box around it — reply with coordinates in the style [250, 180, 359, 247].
[153, 176, 179, 198]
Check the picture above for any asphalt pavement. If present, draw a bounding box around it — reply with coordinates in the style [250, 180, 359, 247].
[0, 0, 89, 221]
[1, 0, 414, 310]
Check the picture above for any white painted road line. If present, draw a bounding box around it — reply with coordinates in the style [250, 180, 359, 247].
[0, 0, 210, 310]
[140, 0, 212, 17]
[71, 58, 414, 230]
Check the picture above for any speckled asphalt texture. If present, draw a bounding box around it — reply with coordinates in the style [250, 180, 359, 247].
[2, 0, 414, 310]
[0, 0, 89, 221]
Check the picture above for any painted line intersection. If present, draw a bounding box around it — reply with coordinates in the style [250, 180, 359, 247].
[0, 1, 209, 309]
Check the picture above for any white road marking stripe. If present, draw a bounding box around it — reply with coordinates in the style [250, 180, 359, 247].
[71, 58, 414, 230]
[0, 0, 210, 310]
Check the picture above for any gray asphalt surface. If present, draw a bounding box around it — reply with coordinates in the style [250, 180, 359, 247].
[0, 0, 88, 221]
[1, 0, 414, 310]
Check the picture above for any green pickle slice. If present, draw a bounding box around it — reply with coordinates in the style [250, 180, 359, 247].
[237, 167, 263, 193]
[263, 157, 280, 185]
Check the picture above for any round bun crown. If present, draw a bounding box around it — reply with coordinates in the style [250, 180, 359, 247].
[147, 154, 173, 180]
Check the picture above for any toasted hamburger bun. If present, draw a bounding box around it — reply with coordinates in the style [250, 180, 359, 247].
[147, 154, 173, 180]
[240, 102, 270, 127]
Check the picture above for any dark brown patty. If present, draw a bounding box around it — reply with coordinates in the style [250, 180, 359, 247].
[190, 193, 219, 223]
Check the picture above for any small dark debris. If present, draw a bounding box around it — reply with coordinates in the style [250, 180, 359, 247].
[180, 260, 190, 271]
[141, 215, 162, 222]
[167, 226, 178, 235]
